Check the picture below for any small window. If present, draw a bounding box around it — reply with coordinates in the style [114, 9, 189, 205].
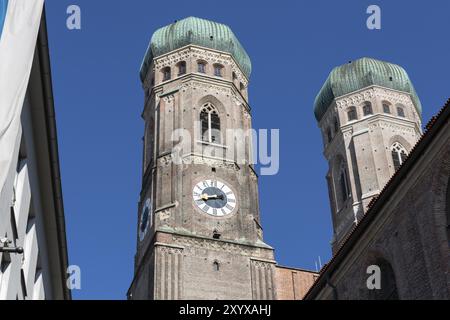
[334, 117, 339, 133]
[240, 82, 245, 91]
[177, 61, 186, 76]
[446, 177, 450, 246]
[327, 128, 332, 143]
[347, 107, 357, 121]
[339, 163, 350, 203]
[162, 67, 171, 81]
[391, 142, 408, 171]
[213, 261, 220, 271]
[197, 61, 206, 74]
[397, 106, 405, 118]
[232, 72, 237, 82]
[213, 64, 224, 77]
[363, 102, 373, 116]
[383, 103, 391, 114]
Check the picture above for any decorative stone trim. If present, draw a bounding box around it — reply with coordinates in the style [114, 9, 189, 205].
[173, 235, 255, 256]
[153, 45, 249, 87]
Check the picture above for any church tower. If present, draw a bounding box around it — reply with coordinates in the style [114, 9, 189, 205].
[128, 17, 277, 300]
[314, 58, 423, 253]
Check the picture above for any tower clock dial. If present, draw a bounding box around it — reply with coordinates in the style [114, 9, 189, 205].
[193, 179, 237, 217]
[139, 198, 152, 241]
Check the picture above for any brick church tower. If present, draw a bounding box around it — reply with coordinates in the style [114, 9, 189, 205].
[314, 58, 423, 252]
[127, 17, 278, 300]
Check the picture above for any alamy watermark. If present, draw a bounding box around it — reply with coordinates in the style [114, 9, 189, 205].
[367, 5, 381, 30]
[366, 265, 381, 290]
[67, 265, 81, 290]
[170, 124, 279, 176]
[66, 5, 81, 30]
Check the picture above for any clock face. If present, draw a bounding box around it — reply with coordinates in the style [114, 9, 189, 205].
[193, 179, 237, 217]
[139, 198, 152, 241]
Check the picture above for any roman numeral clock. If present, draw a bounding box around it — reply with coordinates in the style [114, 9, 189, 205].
[193, 179, 237, 217]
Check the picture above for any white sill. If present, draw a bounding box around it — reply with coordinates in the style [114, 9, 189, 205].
[196, 140, 228, 149]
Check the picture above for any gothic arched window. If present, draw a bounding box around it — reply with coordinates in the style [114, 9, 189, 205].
[347, 106, 357, 121]
[383, 102, 391, 114]
[177, 61, 186, 76]
[363, 102, 373, 116]
[162, 67, 171, 81]
[339, 163, 350, 203]
[391, 142, 408, 171]
[200, 103, 221, 144]
[197, 61, 207, 74]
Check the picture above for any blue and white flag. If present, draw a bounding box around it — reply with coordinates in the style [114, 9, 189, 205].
[0, 0, 44, 208]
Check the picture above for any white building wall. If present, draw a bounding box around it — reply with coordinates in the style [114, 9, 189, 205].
[0, 91, 52, 300]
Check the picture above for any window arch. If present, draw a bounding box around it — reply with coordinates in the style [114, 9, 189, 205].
[339, 162, 351, 204]
[391, 142, 408, 171]
[347, 106, 357, 121]
[333, 117, 339, 133]
[368, 258, 399, 300]
[197, 60, 207, 74]
[382, 101, 391, 114]
[161, 67, 171, 81]
[213, 64, 224, 77]
[232, 72, 237, 82]
[177, 61, 186, 76]
[396, 105, 406, 117]
[363, 102, 373, 116]
[327, 128, 332, 143]
[200, 103, 221, 143]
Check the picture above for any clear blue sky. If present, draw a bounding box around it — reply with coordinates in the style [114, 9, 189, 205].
[45, 0, 450, 299]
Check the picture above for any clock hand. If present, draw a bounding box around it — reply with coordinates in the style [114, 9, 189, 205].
[201, 194, 224, 201]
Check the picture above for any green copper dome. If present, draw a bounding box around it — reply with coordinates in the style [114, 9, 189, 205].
[314, 57, 422, 122]
[140, 17, 252, 81]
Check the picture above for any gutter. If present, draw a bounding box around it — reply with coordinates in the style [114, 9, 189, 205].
[36, 7, 71, 300]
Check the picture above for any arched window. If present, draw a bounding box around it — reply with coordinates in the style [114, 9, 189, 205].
[197, 61, 207, 74]
[369, 258, 399, 300]
[397, 105, 406, 117]
[347, 106, 357, 121]
[334, 117, 339, 133]
[327, 128, 332, 143]
[232, 72, 237, 82]
[213, 64, 224, 77]
[391, 142, 408, 171]
[162, 67, 171, 81]
[213, 260, 220, 271]
[200, 103, 221, 143]
[446, 177, 450, 246]
[240, 82, 245, 92]
[339, 163, 350, 203]
[363, 102, 373, 116]
[177, 61, 186, 76]
[383, 102, 391, 114]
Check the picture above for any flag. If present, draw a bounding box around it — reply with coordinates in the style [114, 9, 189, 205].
[0, 0, 44, 216]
